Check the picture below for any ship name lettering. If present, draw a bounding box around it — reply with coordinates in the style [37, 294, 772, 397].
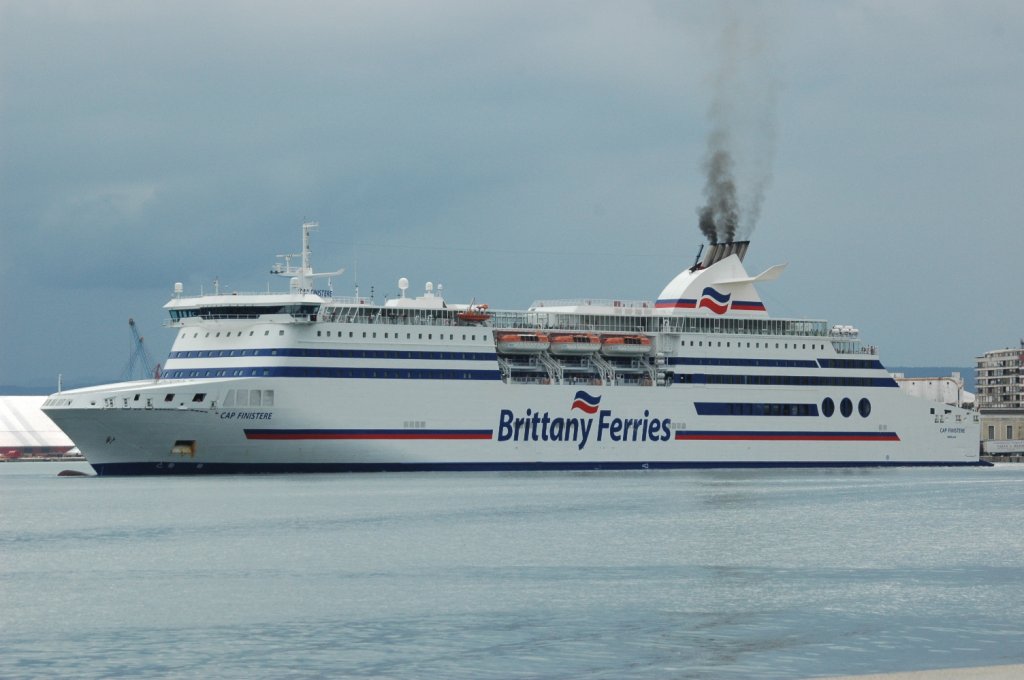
[220, 411, 273, 420]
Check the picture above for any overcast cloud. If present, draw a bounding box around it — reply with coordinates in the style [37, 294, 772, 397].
[1, 1, 1022, 390]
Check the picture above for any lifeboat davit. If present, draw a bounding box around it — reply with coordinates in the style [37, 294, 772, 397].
[495, 332, 550, 354]
[600, 335, 652, 356]
[548, 333, 601, 355]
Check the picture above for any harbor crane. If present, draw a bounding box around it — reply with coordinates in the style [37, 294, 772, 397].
[121, 318, 158, 381]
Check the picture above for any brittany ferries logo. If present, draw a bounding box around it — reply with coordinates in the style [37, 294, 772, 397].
[570, 390, 601, 414]
[698, 287, 731, 315]
[497, 390, 671, 451]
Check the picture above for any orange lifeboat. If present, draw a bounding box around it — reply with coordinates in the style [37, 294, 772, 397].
[457, 303, 491, 325]
[495, 332, 550, 354]
[600, 335, 652, 356]
[549, 333, 601, 355]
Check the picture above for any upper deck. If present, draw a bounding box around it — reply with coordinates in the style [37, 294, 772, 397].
[161, 224, 876, 357]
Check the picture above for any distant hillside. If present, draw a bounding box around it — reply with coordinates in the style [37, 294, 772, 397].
[889, 367, 975, 393]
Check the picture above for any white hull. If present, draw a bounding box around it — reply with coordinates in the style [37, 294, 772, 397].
[45, 373, 980, 475]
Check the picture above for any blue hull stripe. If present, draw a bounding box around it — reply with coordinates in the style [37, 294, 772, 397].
[90, 460, 991, 476]
[161, 366, 502, 381]
[169, 348, 499, 361]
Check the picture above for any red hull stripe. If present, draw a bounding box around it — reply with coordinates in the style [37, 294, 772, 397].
[675, 431, 901, 442]
[246, 429, 493, 440]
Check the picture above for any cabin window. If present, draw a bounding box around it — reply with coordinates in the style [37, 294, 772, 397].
[822, 398, 835, 417]
[859, 399, 871, 418]
[1008, 425, 1014, 439]
[250, 390, 261, 407]
[193, 393, 206, 402]
[840, 398, 853, 418]
[317, 331, 322, 337]
[279, 330, 284, 336]
[263, 390, 274, 406]
[987, 425, 994, 439]
[265, 331, 269, 336]
[164, 394, 174, 402]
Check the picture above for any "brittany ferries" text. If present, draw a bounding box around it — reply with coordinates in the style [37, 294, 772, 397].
[497, 408, 671, 451]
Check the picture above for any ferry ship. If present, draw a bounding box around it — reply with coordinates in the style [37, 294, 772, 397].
[43, 222, 982, 474]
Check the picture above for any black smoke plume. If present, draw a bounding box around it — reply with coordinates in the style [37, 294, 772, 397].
[699, 135, 740, 244]
[695, 9, 776, 246]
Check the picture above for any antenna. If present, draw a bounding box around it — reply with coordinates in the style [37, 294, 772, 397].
[271, 220, 344, 292]
[691, 243, 705, 270]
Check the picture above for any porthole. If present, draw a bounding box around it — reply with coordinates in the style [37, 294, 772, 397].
[840, 397, 853, 418]
[858, 398, 871, 418]
[822, 398, 835, 417]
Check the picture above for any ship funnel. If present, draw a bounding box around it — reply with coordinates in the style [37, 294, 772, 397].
[701, 240, 750, 268]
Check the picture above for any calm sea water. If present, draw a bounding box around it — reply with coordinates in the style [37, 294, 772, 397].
[2, 462, 1023, 679]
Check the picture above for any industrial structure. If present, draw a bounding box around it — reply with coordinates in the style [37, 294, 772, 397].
[892, 372, 972, 409]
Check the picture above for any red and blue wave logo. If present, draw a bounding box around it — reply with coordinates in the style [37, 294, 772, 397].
[698, 287, 731, 315]
[570, 390, 602, 414]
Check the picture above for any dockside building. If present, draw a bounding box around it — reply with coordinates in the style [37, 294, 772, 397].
[976, 345, 1024, 455]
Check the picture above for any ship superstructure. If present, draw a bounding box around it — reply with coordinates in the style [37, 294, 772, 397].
[43, 222, 982, 474]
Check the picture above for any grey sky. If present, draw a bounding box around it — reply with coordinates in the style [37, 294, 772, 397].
[1, 1, 1022, 390]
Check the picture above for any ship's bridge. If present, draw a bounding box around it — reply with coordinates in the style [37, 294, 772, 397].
[164, 292, 325, 324]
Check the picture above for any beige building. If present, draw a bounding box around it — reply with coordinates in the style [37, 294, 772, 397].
[975, 345, 1024, 454]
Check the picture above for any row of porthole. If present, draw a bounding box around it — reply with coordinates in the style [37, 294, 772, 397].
[822, 397, 871, 418]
